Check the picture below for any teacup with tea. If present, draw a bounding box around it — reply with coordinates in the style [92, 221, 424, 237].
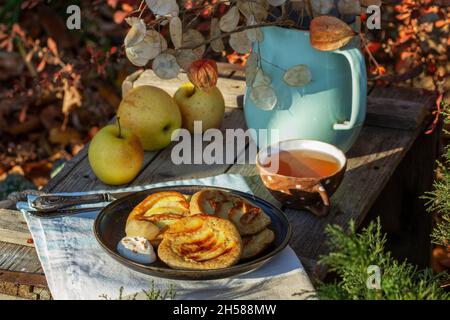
[256, 140, 347, 216]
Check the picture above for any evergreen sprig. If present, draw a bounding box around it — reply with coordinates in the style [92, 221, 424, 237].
[423, 101, 450, 247]
[317, 218, 450, 300]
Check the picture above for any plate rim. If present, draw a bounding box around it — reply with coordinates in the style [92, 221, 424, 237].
[93, 185, 292, 278]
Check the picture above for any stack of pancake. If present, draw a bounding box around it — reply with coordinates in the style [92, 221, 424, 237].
[124, 189, 275, 270]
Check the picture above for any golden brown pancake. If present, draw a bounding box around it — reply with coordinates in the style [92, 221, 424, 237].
[125, 191, 190, 242]
[189, 189, 271, 236]
[241, 228, 275, 259]
[158, 215, 242, 270]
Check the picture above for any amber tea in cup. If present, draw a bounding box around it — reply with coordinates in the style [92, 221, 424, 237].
[272, 150, 341, 179]
[256, 140, 347, 217]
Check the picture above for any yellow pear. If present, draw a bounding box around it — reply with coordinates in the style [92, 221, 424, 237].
[174, 82, 225, 133]
[117, 86, 182, 151]
[88, 122, 144, 185]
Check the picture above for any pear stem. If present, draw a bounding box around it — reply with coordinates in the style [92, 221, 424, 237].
[117, 117, 122, 139]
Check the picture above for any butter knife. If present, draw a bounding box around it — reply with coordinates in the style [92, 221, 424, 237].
[31, 193, 117, 212]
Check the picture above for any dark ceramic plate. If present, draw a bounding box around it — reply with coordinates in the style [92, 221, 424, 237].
[94, 185, 291, 280]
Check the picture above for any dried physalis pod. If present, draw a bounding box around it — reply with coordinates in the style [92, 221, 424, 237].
[188, 59, 218, 92]
[310, 15, 356, 51]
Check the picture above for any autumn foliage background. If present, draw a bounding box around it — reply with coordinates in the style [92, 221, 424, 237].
[0, 0, 448, 197]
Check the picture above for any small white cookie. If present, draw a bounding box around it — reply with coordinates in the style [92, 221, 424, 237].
[117, 236, 157, 264]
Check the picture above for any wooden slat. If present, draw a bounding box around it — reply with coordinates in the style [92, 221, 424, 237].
[365, 87, 434, 130]
[131, 108, 247, 186]
[0, 241, 42, 273]
[0, 209, 33, 247]
[0, 269, 48, 288]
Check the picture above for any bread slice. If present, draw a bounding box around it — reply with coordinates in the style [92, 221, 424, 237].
[189, 189, 271, 236]
[158, 215, 242, 270]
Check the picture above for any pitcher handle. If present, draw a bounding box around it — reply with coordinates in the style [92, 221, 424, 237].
[333, 48, 367, 131]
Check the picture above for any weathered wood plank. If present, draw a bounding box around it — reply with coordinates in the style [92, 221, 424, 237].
[0, 269, 47, 288]
[365, 86, 434, 130]
[131, 108, 246, 186]
[366, 97, 428, 130]
[0, 209, 33, 248]
[0, 241, 42, 273]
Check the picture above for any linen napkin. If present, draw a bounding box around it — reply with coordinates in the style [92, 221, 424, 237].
[17, 174, 315, 300]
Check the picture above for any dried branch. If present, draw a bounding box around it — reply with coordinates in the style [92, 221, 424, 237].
[179, 20, 296, 50]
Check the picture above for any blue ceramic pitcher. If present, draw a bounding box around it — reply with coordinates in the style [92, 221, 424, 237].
[244, 27, 367, 152]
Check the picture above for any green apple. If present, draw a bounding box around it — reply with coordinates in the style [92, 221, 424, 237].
[117, 85, 182, 151]
[88, 122, 144, 185]
[174, 82, 225, 133]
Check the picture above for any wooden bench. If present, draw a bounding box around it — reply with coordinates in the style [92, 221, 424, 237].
[0, 66, 439, 299]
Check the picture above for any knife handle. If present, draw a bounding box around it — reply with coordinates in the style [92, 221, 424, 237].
[32, 194, 113, 212]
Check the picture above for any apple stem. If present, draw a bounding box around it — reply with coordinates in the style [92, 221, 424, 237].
[117, 117, 123, 139]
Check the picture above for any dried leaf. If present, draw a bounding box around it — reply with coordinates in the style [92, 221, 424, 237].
[360, 0, 382, 7]
[210, 18, 225, 53]
[283, 65, 312, 87]
[145, 0, 179, 17]
[152, 53, 180, 79]
[310, 16, 356, 51]
[220, 6, 240, 33]
[62, 79, 82, 117]
[312, 0, 334, 15]
[182, 29, 206, 58]
[122, 69, 144, 97]
[169, 16, 183, 49]
[237, 0, 269, 22]
[253, 68, 271, 87]
[246, 15, 264, 42]
[245, 53, 258, 86]
[229, 31, 252, 54]
[267, 0, 287, 6]
[176, 49, 200, 71]
[126, 29, 167, 66]
[337, 0, 361, 15]
[290, 0, 307, 11]
[250, 85, 277, 110]
[124, 18, 146, 47]
[47, 37, 59, 57]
